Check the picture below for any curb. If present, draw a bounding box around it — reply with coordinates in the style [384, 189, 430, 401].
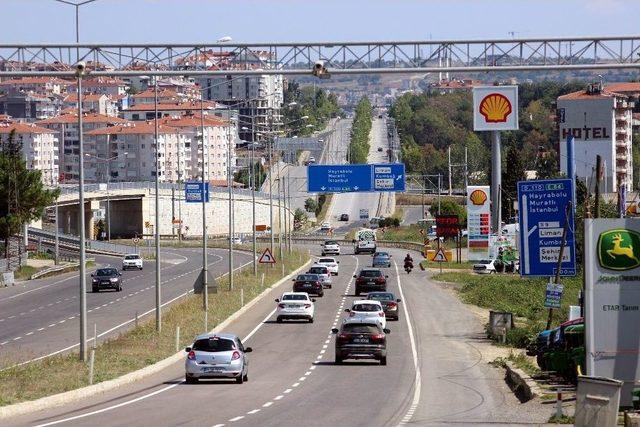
[0, 258, 312, 420]
[504, 361, 539, 403]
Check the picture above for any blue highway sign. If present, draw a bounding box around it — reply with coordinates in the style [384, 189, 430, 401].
[518, 178, 576, 277]
[185, 182, 210, 203]
[307, 164, 405, 193]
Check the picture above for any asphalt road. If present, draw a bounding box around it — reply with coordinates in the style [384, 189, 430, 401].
[0, 247, 254, 367]
[4, 246, 548, 427]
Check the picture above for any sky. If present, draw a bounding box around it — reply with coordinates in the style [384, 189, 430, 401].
[0, 0, 638, 44]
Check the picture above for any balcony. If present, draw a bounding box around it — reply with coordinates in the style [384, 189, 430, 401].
[617, 167, 628, 174]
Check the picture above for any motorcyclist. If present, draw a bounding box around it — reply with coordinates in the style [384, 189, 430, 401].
[404, 253, 414, 268]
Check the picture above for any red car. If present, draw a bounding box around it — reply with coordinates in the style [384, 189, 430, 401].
[292, 274, 324, 297]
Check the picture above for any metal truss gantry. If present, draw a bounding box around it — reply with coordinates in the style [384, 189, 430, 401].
[0, 35, 639, 77]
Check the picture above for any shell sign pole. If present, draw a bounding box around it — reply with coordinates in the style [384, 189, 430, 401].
[473, 86, 519, 236]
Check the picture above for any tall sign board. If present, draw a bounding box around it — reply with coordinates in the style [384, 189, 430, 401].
[467, 186, 490, 261]
[517, 179, 576, 277]
[472, 86, 519, 132]
[307, 164, 405, 193]
[585, 218, 640, 406]
[185, 182, 210, 203]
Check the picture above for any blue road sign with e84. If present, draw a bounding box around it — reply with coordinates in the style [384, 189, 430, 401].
[518, 178, 576, 277]
[307, 164, 405, 193]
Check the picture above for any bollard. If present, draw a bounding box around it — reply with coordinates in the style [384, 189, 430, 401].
[241, 288, 244, 307]
[135, 311, 139, 328]
[281, 263, 285, 275]
[556, 388, 563, 418]
[175, 326, 180, 353]
[204, 311, 208, 332]
[93, 323, 97, 349]
[261, 272, 265, 287]
[88, 348, 95, 385]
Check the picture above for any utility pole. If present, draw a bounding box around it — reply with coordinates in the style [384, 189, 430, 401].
[448, 146, 452, 196]
[251, 139, 257, 276]
[464, 146, 468, 191]
[491, 131, 502, 236]
[595, 155, 602, 218]
[153, 79, 161, 333]
[200, 95, 209, 326]
[268, 111, 274, 254]
[77, 72, 87, 362]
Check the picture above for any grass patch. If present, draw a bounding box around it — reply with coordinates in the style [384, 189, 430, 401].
[420, 260, 473, 270]
[28, 251, 55, 260]
[13, 265, 38, 281]
[315, 194, 334, 223]
[0, 248, 309, 407]
[506, 351, 541, 376]
[433, 272, 582, 348]
[548, 414, 575, 424]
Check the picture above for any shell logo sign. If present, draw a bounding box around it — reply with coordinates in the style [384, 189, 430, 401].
[479, 93, 512, 123]
[469, 189, 488, 206]
[473, 86, 519, 131]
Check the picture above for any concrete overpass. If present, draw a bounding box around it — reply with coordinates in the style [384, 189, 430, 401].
[52, 182, 292, 239]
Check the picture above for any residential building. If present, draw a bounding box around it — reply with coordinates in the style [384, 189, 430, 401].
[0, 77, 69, 95]
[130, 88, 183, 106]
[62, 93, 119, 117]
[37, 112, 128, 182]
[122, 100, 219, 121]
[67, 77, 129, 97]
[0, 92, 62, 120]
[557, 83, 635, 192]
[0, 119, 59, 185]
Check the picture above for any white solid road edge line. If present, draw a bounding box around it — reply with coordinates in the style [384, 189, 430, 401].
[0, 259, 312, 422]
[393, 260, 422, 427]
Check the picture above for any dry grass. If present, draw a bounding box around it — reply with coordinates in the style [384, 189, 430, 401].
[0, 248, 309, 407]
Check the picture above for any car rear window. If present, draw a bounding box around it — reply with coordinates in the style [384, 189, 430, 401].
[324, 241, 338, 245]
[368, 293, 394, 301]
[297, 274, 318, 281]
[360, 270, 382, 278]
[193, 338, 235, 352]
[319, 258, 335, 263]
[352, 303, 380, 312]
[96, 268, 117, 276]
[375, 253, 389, 257]
[309, 267, 327, 274]
[342, 324, 381, 334]
[124, 255, 140, 260]
[282, 294, 307, 301]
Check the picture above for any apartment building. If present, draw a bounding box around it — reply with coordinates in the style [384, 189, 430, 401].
[37, 112, 128, 182]
[62, 93, 119, 117]
[122, 100, 219, 121]
[67, 77, 129, 97]
[0, 119, 59, 185]
[0, 77, 69, 95]
[557, 83, 635, 192]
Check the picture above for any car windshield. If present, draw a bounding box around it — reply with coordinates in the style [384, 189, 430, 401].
[297, 274, 318, 281]
[352, 303, 381, 312]
[309, 267, 327, 274]
[374, 253, 389, 258]
[342, 323, 381, 334]
[282, 294, 308, 301]
[193, 337, 235, 352]
[360, 270, 382, 278]
[96, 268, 117, 276]
[478, 260, 492, 264]
[368, 293, 394, 301]
[319, 258, 335, 263]
[324, 241, 338, 246]
[124, 255, 140, 260]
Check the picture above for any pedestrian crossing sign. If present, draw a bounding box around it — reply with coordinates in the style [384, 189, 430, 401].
[258, 248, 276, 264]
[431, 248, 448, 262]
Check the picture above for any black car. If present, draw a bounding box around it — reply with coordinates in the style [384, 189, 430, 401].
[332, 320, 390, 365]
[367, 292, 402, 321]
[340, 213, 349, 221]
[353, 269, 388, 296]
[292, 274, 324, 297]
[91, 268, 122, 292]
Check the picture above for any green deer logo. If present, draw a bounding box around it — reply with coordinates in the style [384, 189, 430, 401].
[598, 229, 640, 271]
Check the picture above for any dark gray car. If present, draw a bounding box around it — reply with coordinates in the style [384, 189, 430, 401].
[91, 268, 122, 292]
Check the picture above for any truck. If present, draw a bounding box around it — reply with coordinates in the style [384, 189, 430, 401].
[353, 228, 377, 254]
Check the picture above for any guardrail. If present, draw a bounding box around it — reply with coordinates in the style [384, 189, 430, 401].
[30, 258, 95, 280]
[27, 228, 132, 256]
[257, 236, 425, 253]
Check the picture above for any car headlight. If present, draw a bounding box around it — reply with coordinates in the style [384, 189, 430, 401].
[110, 278, 119, 282]
[92, 278, 98, 283]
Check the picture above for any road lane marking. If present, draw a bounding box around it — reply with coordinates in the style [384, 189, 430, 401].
[304, 371, 311, 375]
[228, 416, 244, 422]
[26, 331, 34, 336]
[274, 395, 283, 401]
[13, 336, 21, 341]
[393, 260, 422, 427]
[262, 402, 273, 407]
[37, 327, 45, 331]
[247, 409, 260, 415]
[212, 424, 225, 427]
[283, 388, 292, 394]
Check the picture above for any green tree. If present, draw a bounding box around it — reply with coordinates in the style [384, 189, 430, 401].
[293, 208, 308, 230]
[429, 198, 467, 226]
[348, 96, 373, 164]
[304, 197, 317, 213]
[502, 144, 526, 220]
[0, 130, 60, 257]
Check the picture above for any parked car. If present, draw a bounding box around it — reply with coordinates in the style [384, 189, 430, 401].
[122, 253, 143, 271]
[345, 300, 386, 329]
[316, 257, 339, 275]
[321, 240, 341, 256]
[184, 333, 252, 384]
[91, 268, 122, 292]
[308, 265, 332, 288]
[340, 213, 350, 221]
[332, 319, 390, 365]
[367, 292, 402, 321]
[354, 268, 388, 296]
[275, 292, 315, 323]
[473, 259, 498, 274]
[292, 274, 324, 297]
[372, 252, 392, 268]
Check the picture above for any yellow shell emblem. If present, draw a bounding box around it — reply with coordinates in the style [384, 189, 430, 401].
[479, 93, 512, 123]
[469, 189, 487, 206]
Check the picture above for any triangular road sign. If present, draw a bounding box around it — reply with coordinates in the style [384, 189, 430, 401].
[258, 248, 276, 264]
[431, 248, 448, 262]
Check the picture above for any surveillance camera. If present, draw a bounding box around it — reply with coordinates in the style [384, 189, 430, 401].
[312, 60, 330, 79]
[75, 61, 86, 77]
[314, 60, 325, 70]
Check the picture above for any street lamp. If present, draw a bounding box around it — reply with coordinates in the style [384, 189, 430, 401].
[52, 0, 100, 45]
[84, 151, 127, 241]
[242, 125, 257, 276]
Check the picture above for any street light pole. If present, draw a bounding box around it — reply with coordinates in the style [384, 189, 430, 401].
[153, 79, 161, 333]
[250, 134, 257, 275]
[77, 73, 87, 362]
[200, 95, 209, 328]
[227, 109, 234, 291]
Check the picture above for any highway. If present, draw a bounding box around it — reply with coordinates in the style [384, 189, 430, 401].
[3, 246, 546, 427]
[0, 247, 254, 367]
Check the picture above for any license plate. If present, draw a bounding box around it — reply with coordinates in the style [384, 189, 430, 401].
[367, 281, 375, 285]
[353, 338, 369, 344]
[204, 367, 223, 373]
[287, 305, 301, 309]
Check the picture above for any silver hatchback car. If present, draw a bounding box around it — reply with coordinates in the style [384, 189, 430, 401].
[184, 333, 252, 384]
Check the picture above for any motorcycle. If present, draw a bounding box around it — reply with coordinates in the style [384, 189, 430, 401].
[404, 261, 413, 274]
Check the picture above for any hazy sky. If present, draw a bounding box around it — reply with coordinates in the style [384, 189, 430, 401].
[1, 0, 637, 44]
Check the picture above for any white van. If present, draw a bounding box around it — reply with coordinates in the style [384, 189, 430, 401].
[354, 228, 377, 254]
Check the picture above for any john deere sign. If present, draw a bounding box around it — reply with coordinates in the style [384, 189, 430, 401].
[585, 219, 640, 407]
[598, 229, 640, 271]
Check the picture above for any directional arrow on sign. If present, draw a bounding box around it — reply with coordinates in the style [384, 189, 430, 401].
[320, 186, 326, 191]
[396, 175, 403, 181]
[354, 186, 359, 190]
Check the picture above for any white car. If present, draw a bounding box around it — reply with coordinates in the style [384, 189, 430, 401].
[316, 257, 339, 275]
[122, 253, 143, 270]
[345, 300, 386, 329]
[473, 259, 498, 274]
[275, 292, 315, 323]
[308, 265, 332, 288]
[320, 222, 331, 231]
[321, 240, 341, 256]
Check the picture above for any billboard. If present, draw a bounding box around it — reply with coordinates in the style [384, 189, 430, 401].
[472, 86, 519, 131]
[467, 186, 491, 261]
[585, 218, 640, 406]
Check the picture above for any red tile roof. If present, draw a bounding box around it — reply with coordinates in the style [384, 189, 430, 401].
[85, 120, 181, 135]
[63, 93, 109, 103]
[605, 82, 640, 94]
[558, 89, 626, 100]
[0, 77, 68, 86]
[159, 114, 229, 128]
[132, 88, 179, 99]
[37, 112, 128, 125]
[125, 100, 218, 111]
[0, 121, 57, 134]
